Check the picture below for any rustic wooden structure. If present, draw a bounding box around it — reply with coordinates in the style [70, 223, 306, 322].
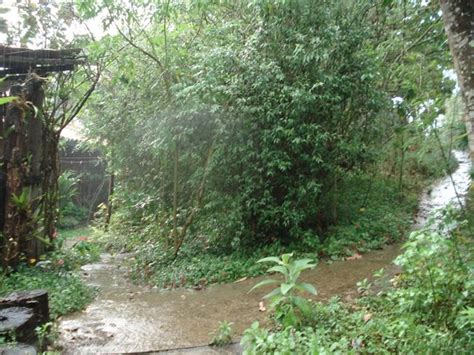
[0, 45, 83, 267]
[0, 45, 81, 76]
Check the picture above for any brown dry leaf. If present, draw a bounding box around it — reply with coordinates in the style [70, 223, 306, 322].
[363, 313, 372, 323]
[346, 253, 362, 261]
[259, 301, 266, 312]
[350, 304, 361, 311]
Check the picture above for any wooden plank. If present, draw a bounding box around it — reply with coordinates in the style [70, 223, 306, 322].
[0, 45, 81, 59]
[0, 64, 77, 75]
[0, 55, 83, 66]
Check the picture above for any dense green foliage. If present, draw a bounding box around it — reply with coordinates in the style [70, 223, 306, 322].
[57, 170, 88, 229]
[0, 229, 97, 320]
[99, 175, 416, 288]
[0, 267, 93, 320]
[0, 0, 471, 352]
[84, 0, 386, 249]
[74, 0, 458, 287]
[241, 210, 473, 354]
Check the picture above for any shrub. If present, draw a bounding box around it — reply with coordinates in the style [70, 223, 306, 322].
[249, 254, 317, 328]
[241, 208, 473, 353]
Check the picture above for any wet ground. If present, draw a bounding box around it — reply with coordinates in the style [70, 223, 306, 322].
[57, 151, 471, 354]
[414, 150, 472, 228]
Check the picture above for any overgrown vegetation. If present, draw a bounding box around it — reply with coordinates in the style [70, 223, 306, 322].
[241, 209, 473, 353]
[0, 267, 93, 320]
[58, 170, 88, 229]
[209, 321, 234, 347]
[57, 138, 109, 229]
[0, 0, 471, 352]
[71, 0, 461, 289]
[0, 230, 98, 319]
[97, 175, 417, 288]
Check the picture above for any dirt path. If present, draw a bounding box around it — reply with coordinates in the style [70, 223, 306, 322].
[57, 151, 471, 354]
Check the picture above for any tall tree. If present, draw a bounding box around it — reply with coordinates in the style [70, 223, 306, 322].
[440, 0, 474, 159]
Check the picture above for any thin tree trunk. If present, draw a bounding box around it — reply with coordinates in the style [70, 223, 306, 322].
[398, 133, 405, 196]
[440, 0, 474, 159]
[41, 133, 60, 250]
[172, 143, 179, 253]
[332, 173, 338, 224]
[174, 141, 215, 257]
[105, 173, 114, 229]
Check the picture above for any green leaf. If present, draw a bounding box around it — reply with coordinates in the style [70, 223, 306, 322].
[0, 96, 17, 106]
[281, 308, 298, 328]
[257, 256, 283, 265]
[293, 258, 317, 271]
[267, 265, 288, 277]
[248, 279, 279, 293]
[263, 287, 282, 299]
[268, 294, 285, 308]
[292, 296, 312, 316]
[281, 253, 293, 264]
[296, 282, 317, 295]
[280, 283, 293, 295]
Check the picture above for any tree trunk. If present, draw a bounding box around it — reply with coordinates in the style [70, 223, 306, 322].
[24, 75, 47, 257]
[41, 132, 60, 248]
[440, 0, 474, 159]
[2, 84, 29, 268]
[1, 74, 47, 268]
[105, 173, 114, 229]
[172, 144, 179, 253]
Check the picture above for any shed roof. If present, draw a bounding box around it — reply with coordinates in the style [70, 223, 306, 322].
[0, 45, 83, 76]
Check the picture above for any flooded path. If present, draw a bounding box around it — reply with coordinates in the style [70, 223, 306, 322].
[58, 151, 471, 354]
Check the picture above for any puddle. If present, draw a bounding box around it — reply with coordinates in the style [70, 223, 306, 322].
[58, 151, 471, 354]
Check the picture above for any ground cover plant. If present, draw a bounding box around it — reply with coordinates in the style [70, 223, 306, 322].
[99, 172, 417, 288]
[0, 267, 93, 320]
[0, 228, 98, 323]
[241, 209, 473, 354]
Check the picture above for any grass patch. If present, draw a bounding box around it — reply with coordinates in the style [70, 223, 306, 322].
[58, 226, 93, 241]
[0, 267, 94, 319]
[0, 227, 99, 320]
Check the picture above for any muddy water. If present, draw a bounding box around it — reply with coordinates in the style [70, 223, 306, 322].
[414, 150, 472, 228]
[58, 151, 471, 354]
